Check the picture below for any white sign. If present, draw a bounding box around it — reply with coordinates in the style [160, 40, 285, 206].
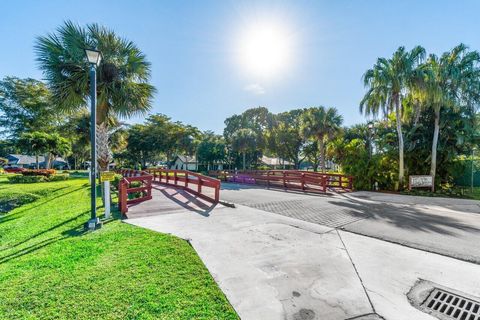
[409, 175, 434, 191]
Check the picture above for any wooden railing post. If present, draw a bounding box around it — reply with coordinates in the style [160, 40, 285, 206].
[174, 171, 178, 185]
[197, 178, 202, 194]
[301, 173, 305, 191]
[214, 182, 220, 202]
[283, 171, 286, 188]
[339, 175, 342, 189]
[146, 176, 152, 199]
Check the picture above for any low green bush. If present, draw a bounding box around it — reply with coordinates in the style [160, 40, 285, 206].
[7, 173, 70, 183]
[21, 169, 56, 177]
[128, 181, 143, 199]
[112, 174, 124, 190]
[0, 191, 40, 213]
[48, 173, 70, 181]
[8, 175, 47, 183]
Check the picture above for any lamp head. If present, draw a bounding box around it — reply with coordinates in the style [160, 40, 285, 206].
[84, 48, 102, 66]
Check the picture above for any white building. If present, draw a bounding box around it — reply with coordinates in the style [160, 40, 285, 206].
[260, 156, 293, 169]
[170, 155, 197, 171]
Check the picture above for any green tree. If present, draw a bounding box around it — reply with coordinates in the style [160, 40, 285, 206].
[301, 106, 343, 172]
[267, 109, 306, 169]
[125, 124, 158, 168]
[231, 128, 257, 170]
[361, 46, 425, 188]
[0, 77, 59, 137]
[35, 21, 155, 125]
[197, 132, 226, 170]
[17, 132, 49, 169]
[44, 133, 71, 169]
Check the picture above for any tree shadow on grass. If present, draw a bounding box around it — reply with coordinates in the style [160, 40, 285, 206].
[0, 211, 89, 252]
[0, 218, 94, 265]
[0, 186, 85, 225]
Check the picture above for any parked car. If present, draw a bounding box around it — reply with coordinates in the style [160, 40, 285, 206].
[3, 166, 26, 173]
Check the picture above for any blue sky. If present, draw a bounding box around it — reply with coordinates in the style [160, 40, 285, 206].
[1, 0, 480, 133]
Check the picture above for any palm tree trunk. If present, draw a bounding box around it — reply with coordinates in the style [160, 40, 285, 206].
[430, 108, 440, 180]
[319, 138, 326, 173]
[395, 96, 405, 189]
[36, 155, 39, 169]
[96, 103, 108, 125]
[242, 152, 246, 171]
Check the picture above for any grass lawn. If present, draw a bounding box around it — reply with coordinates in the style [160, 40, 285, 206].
[0, 177, 238, 320]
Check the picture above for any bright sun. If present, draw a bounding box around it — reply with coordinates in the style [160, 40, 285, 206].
[238, 21, 293, 78]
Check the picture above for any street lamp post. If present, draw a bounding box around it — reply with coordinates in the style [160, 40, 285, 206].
[85, 48, 102, 230]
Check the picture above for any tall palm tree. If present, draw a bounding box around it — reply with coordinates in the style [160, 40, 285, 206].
[35, 21, 155, 124]
[418, 44, 480, 181]
[360, 46, 425, 188]
[301, 106, 343, 172]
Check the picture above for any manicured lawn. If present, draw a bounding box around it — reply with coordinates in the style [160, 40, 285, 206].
[0, 178, 238, 320]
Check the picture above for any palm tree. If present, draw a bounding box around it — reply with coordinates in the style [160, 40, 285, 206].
[418, 44, 480, 181]
[301, 106, 343, 172]
[360, 46, 425, 188]
[231, 128, 257, 170]
[35, 21, 155, 125]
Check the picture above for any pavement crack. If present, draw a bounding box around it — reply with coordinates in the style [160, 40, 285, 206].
[336, 229, 377, 315]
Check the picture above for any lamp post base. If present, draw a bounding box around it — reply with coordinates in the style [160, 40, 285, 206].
[85, 218, 102, 231]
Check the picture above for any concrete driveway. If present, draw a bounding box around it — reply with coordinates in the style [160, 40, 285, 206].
[220, 183, 480, 263]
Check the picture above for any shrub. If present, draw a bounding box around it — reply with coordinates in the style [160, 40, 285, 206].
[48, 173, 70, 181]
[0, 191, 40, 213]
[113, 174, 124, 190]
[8, 175, 47, 183]
[21, 169, 56, 177]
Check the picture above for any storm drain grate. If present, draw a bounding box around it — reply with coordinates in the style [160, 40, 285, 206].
[423, 288, 480, 320]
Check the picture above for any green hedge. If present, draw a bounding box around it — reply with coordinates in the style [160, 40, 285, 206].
[48, 173, 70, 181]
[7, 173, 70, 183]
[8, 175, 47, 183]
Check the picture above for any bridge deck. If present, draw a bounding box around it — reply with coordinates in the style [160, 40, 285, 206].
[126, 183, 221, 218]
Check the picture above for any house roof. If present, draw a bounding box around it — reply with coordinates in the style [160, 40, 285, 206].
[8, 154, 67, 165]
[174, 155, 197, 164]
[8, 154, 44, 165]
[261, 156, 293, 166]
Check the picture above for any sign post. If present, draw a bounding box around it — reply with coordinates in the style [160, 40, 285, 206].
[100, 171, 116, 219]
[409, 175, 434, 192]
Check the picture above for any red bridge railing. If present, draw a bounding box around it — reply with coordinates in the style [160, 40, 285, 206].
[209, 170, 353, 193]
[117, 169, 153, 214]
[147, 169, 220, 203]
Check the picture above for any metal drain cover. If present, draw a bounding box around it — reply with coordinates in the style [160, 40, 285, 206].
[408, 279, 480, 320]
[423, 288, 480, 320]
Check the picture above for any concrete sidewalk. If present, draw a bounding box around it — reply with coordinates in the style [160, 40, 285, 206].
[126, 204, 374, 320]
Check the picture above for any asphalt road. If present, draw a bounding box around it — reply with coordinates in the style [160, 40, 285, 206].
[220, 183, 480, 264]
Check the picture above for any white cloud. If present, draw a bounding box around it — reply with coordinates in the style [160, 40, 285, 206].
[244, 83, 265, 95]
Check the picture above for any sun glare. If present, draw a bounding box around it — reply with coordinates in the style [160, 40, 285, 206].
[237, 20, 293, 78]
